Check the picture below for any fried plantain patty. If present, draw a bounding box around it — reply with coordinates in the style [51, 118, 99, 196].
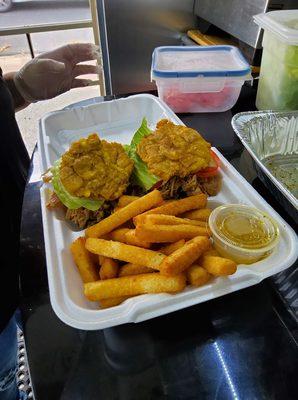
[137, 119, 211, 182]
[60, 134, 134, 201]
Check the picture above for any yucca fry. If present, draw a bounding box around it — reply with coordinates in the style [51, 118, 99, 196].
[135, 224, 210, 243]
[89, 250, 100, 265]
[119, 263, 155, 277]
[108, 227, 151, 248]
[186, 264, 212, 287]
[98, 255, 104, 265]
[119, 240, 186, 277]
[202, 248, 219, 257]
[99, 256, 119, 280]
[86, 190, 163, 238]
[181, 208, 212, 221]
[99, 296, 132, 308]
[134, 193, 207, 225]
[125, 229, 151, 248]
[158, 240, 186, 255]
[70, 237, 98, 283]
[142, 214, 207, 227]
[159, 236, 210, 276]
[84, 273, 186, 300]
[118, 195, 140, 208]
[85, 238, 165, 269]
[106, 228, 129, 242]
[201, 256, 237, 276]
[113, 220, 134, 230]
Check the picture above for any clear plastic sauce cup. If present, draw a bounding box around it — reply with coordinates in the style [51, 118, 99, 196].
[209, 204, 280, 264]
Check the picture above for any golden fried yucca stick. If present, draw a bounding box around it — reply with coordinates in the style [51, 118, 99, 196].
[84, 273, 186, 301]
[99, 256, 119, 280]
[135, 224, 210, 243]
[119, 240, 185, 277]
[118, 195, 140, 208]
[86, 190, 163, 238]
[125, 229, 151, 248]
[186, 264, 212, 287]
[159, 236, 210, 276]
[180, 208, 212, 221]
[202, 248, 220, 257]
[107, 228, 151, 248]
[119, 263, 155, 277]
[85, 238, 165, 269]
[158, 240, 186, 255]
[99, 296, 131, 308]
[106, 228, 129, 242]
[133, 193, 207, 225]
[70, 237, 98, 283]
[142, 214, 207, 227]
[89, 249, 100, 265]
[201, 256, 237, 276]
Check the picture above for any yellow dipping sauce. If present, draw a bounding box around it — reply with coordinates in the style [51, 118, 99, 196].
[209, 205, 280, 264]
[216, 213, 275, 249]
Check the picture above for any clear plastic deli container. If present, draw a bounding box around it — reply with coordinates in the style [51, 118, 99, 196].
[254, 10, 298, 111]
[209, 204, 280, 264]
[151, 46, 251, 113]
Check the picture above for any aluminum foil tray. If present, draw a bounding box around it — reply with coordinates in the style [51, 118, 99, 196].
[232, 111, 298, 221]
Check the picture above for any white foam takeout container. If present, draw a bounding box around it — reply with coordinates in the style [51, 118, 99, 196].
[38, 94, 298, 330]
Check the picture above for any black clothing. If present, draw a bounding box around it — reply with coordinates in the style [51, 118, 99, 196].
[0, 68, 30, 333]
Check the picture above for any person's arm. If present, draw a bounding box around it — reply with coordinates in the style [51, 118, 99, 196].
[4, 43, 100, 112]
[3, 71, 29, 111]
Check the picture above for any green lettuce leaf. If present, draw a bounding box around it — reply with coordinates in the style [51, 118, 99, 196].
[129, 151, 160, 191]
[130, 117, 152, 150]
[51, 160, 104, 211]
[127, 118, 159, 191]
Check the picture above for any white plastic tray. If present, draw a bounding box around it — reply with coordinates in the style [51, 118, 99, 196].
[38, 94, 298, 330]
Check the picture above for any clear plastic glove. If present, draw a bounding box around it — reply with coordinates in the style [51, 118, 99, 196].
[14, 43, 101, 102]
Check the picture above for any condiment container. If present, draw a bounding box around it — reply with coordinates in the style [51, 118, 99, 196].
[254, 10, 298, 111]
[151, 46, 251, 113]
[209, 204, 280, 264]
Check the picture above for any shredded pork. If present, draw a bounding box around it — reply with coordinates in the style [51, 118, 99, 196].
[46, 191, 115, 229]
[46, 192, 65, 210]
[159, 174, 221, 199]
[65, 202, 115, 229]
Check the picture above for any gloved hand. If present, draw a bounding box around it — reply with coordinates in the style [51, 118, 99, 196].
[14, 43, 101, 103]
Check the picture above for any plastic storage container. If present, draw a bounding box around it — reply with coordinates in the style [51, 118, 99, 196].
[151, 46, 251, 113]
[254, 10, 298, 111]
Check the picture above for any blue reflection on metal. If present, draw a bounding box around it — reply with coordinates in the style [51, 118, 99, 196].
[213, 341, 239, 400]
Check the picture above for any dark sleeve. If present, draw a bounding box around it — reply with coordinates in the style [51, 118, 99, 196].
[0, 67, 30, 332]
[0, 67, 30, 193]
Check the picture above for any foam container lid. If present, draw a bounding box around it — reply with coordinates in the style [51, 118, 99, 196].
[39, 94, 297, 330]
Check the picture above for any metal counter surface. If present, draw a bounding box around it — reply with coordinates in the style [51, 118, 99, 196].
[20, 87, 298, 400]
